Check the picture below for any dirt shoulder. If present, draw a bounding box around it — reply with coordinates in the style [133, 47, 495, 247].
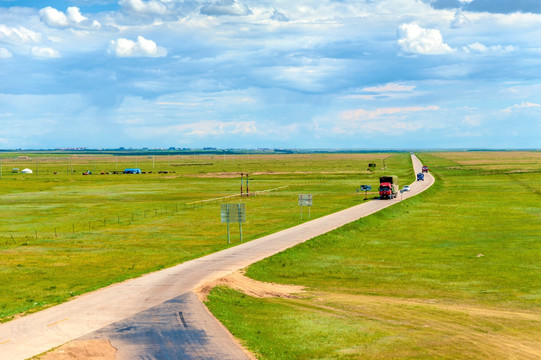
[196, 270, 305, 302]
[35, 339, 116, 360]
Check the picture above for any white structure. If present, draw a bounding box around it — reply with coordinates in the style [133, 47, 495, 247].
[21, 168, 33, 174]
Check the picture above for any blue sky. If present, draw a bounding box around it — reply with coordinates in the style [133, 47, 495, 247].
[0, 0, 540, 149]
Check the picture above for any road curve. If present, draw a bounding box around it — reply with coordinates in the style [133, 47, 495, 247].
[0, 154, 434, 360]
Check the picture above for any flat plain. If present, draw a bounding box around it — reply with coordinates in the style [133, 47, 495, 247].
[205, 151, 541, 359]
[0, 152, 412, 322]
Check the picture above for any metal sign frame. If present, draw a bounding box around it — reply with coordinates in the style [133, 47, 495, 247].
[298, 194, 312, 219]
[360, 185, 371, 200]
[221, 203, 246, 244]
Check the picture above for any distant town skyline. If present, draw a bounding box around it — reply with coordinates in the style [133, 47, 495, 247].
[0, 0, 540, 149]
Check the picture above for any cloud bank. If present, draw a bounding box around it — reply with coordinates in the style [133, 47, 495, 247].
[0, 0, 538, 149]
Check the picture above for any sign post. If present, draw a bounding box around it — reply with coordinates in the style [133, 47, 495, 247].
[221, 203, 246, 244]
[298, 194, 313, 219]
[360, 185, 372, 200]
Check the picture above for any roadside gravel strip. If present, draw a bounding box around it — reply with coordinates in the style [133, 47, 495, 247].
[0, 154, 434, 360]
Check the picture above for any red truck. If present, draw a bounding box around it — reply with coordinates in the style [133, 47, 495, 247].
[379, 175, 398, 199]
[422, 166, 429, 173]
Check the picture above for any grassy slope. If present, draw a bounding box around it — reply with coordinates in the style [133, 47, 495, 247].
[205, 151, 541, 359]
[0, 152, 411, 321]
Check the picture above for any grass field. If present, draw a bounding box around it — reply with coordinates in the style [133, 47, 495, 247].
[205, 151, 541, 359]
[0, 152, 413, 322]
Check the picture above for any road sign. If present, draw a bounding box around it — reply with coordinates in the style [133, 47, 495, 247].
[360, 185, 372, 191]
[221, 203, 246, 244]
[221, 203, 246, 223]
[299, 194, 312, 219]
[298, 194, 312, 206]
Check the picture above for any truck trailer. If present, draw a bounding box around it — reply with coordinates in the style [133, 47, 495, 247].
[379, 175, 398, 199]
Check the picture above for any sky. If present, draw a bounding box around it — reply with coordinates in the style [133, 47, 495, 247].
[0, 0, 540, 149]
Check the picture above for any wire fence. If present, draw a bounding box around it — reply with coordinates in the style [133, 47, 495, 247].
[185, 185, 289, 208]
[1, 186, 291, 246]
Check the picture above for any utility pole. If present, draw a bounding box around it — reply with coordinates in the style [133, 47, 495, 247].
[240, 173, 244, 197]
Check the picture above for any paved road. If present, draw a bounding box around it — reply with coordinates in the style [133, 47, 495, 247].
[0, 154, 434, 360]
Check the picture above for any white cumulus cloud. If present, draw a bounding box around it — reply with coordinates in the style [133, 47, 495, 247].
[398, 23, 454, 55]
[31, 46, 61, 58]
[109, 36, 167, 57]
[0, 25, 41, 44]
[0, 48, 12, 58]
[40, 6, 97, 28]
[39, 7, 69, 27]
[67, 7, 88, 24]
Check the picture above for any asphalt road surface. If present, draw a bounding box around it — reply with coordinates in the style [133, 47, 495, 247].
[0, 154, 434, 360]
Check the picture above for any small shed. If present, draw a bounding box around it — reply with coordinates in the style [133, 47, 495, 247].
[21, 168, 33, 174]
[123, 168, 141, 174]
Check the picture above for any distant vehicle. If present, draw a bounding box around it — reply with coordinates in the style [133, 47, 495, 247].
[379, 175, 398, 199]
[403, 185, 411, 192]
[422, 166, 429, 173]
[417, 173, 424, 181]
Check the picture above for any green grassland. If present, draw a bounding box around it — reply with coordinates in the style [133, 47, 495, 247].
[205, 151, 541, 359]
[0, 152, 412, 321]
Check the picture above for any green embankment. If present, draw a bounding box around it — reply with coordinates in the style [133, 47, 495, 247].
[0, 152, 412, 321]
[206, 151, 541, 359]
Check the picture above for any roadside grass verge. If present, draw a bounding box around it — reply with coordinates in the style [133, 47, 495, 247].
[0, 152, 411, 321]
[205, 151, 541, 359]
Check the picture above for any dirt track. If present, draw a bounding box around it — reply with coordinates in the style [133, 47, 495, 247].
[1, 154, 433, 360]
